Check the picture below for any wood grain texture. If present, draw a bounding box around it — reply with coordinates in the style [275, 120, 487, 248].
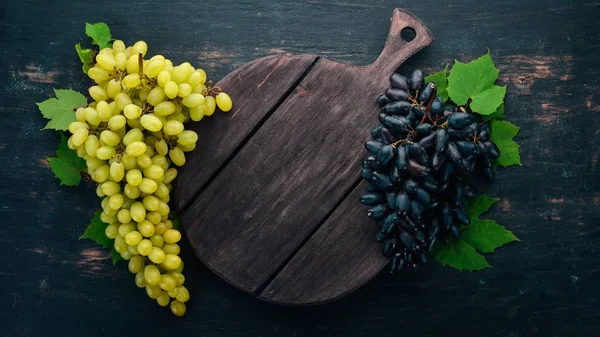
[2, 0, 600, 336]
[180, 9, 433, 302]
[175, 54, 318, 211]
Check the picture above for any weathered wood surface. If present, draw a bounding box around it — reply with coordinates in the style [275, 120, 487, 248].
[1, 0, 600, 336]
[178, 9, 433, 304]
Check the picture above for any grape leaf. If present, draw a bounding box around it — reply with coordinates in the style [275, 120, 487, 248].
[433, 195, 519, 271]
[482, 103, 505, 122]
[490, 120, 521, 167]
[447, 51, 506, 115]
[432, 239, 490, 271]
[424, 64, 449, 102]
[79, 211, 123, 265]
[48, 134, 86, 186]
[37, 88, 87, 131]
[75, 43, 93, 74]
[85, 22, 112, 50]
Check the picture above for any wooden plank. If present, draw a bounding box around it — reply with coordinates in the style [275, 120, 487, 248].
[181, 9, 434, 298]
[259, 181, 388, 305]
[174, 54, 318, 211]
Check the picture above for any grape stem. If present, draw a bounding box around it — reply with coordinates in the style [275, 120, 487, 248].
[420, 84, 437, 125]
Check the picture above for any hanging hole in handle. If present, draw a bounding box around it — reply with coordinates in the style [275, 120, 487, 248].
[401, 27, 416, 42]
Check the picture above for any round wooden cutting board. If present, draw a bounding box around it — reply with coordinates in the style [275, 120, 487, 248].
[174, 9, 434, 305]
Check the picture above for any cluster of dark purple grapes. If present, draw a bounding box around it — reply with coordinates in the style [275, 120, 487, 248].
[361, 69, 501, 272]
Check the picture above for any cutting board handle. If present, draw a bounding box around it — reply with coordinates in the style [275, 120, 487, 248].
[369, 9, 434, 75]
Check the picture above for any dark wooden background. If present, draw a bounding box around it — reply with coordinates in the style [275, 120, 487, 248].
[1, 0, 599, 336]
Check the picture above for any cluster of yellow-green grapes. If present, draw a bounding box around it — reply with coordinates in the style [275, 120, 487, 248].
[66, 39, 232, 316]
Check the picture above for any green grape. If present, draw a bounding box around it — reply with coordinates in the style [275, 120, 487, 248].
[136, 153, 153, 168]
[130, 202, 146, 222]
[163, 120, 184, 136]
[143, 165, 164, 181]
[169, 272, 185, 286]
[131, 41, 148, 57]
[123, 73, 141, 89]
[86, 157, 105, 170]
[128, 244, 140, 255]
[104, 207, 118, 217]
[71, 128, 89, 147]
[122, 196, 134, 209]
[167, 112, 186, 123]
[179, 143, 196, 152]
[125, 231, 143, 246]
[89, 86, 109, 102]
[105, 223, 119, 239]
[126, 141, 147, 157]
[114, 52, 127, 71]
[135, 272, 146, 288]
[139, 178, 158, 194]
[123, 128, 144, 146]
[154, 101, 176, 116]
[112, 40, 126, 52]
[170, 300, 186, 317]
[109, 161, 125, 182]
[126, 54, 141, 74]
[84, 135, 99, 156]
[177, 83, 192, 98]
[163, 243, 180, 255]
[149, 247, 166, 264]
[75, 107, 86, 122]
[108, 115, 126, 131]
[106, 79, 122, 98]
[158, 274, 176, 291]
[156, 292, 170, 307]
[144, 59, 165, 78]
[114, 235, 127, 254]
[146, 211, 162, 225]
[163, 168, 178, 184]
[115, 93, 133, 111]
[121, 250, 133, 260]
[101, 180, 121, 196]
[108, 193, 124, 210]
[163, 254, 182, 270]
[157, 71, 171, 87]
[88, 66, 111, 83]
[100, 130, 121, 147]
[150, 54, 165, 61]
[150, 234, 164, 248]
[164, 81, 178, 99]
[181, 93, 204, 108]
[96, 145, 116, 160]
[117, 209, 132, 224]
[144, 135, 158, 147]
[154, 140, 169, 158]
[100, 211, 116, 224]
[186, 70, 205, 88]
[96, 53, 116, 71]
[124, 183, 141, 199]
[152, 156, 169, 171]
[172, 63, 192, 83]
[137, 239, 153, 256]
[121, 153, 137, 170]
[118, 222, 136, 237]
[126, 169, 143, 186]
[205, 96, 216, 116]
[192, 83, 206, 94]
[138, 220, 155, 237]
[85, 107, 100, 126]
[215, 92, 233, 112]
[93, 165, 110, 183]
[169, 147, 186, 166]
[142, 195, 161, 212]
[175, 286, 189, 302]
[158, 201, 170, 217]
[68, 121, 89, 134]
[146, 284, 161, 299]
[96, 101, 112, 121]
[96, 184, 105, 198]
[139, 88, 150, 102]
[177, 130, 198, 146]
[140, 114, 163, 132]
[163, 229, 181, 244]
[189, 105, 205, 121]
[76, 145, 86, 158]
[124, 104, 142, 120]
[154, 222, 167, 235]
[147, 87, 165, 106]
[175, 260, 184, 273]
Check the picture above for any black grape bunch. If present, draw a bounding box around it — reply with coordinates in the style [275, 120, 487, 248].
[361, 70, 501, 272]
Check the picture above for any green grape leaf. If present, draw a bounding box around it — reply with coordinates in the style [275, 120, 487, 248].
[37, 88, 87, 131]
[432, 239, 490, 271]
[170, 211, 182, 230]
[490, 120, 521, 167]
[447, 51, 506, 115]
[75, 43, 93, 74]
[424, 64, 449, 102]
[48, 134, 86, 186]
[482, 103, 505, 122]
[432, 195, 519, 271]
[79, 211, 123, 265]
[85, 22, 112, 50]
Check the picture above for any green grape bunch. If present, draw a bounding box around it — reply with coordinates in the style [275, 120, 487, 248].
[66, 39, 232, 316]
